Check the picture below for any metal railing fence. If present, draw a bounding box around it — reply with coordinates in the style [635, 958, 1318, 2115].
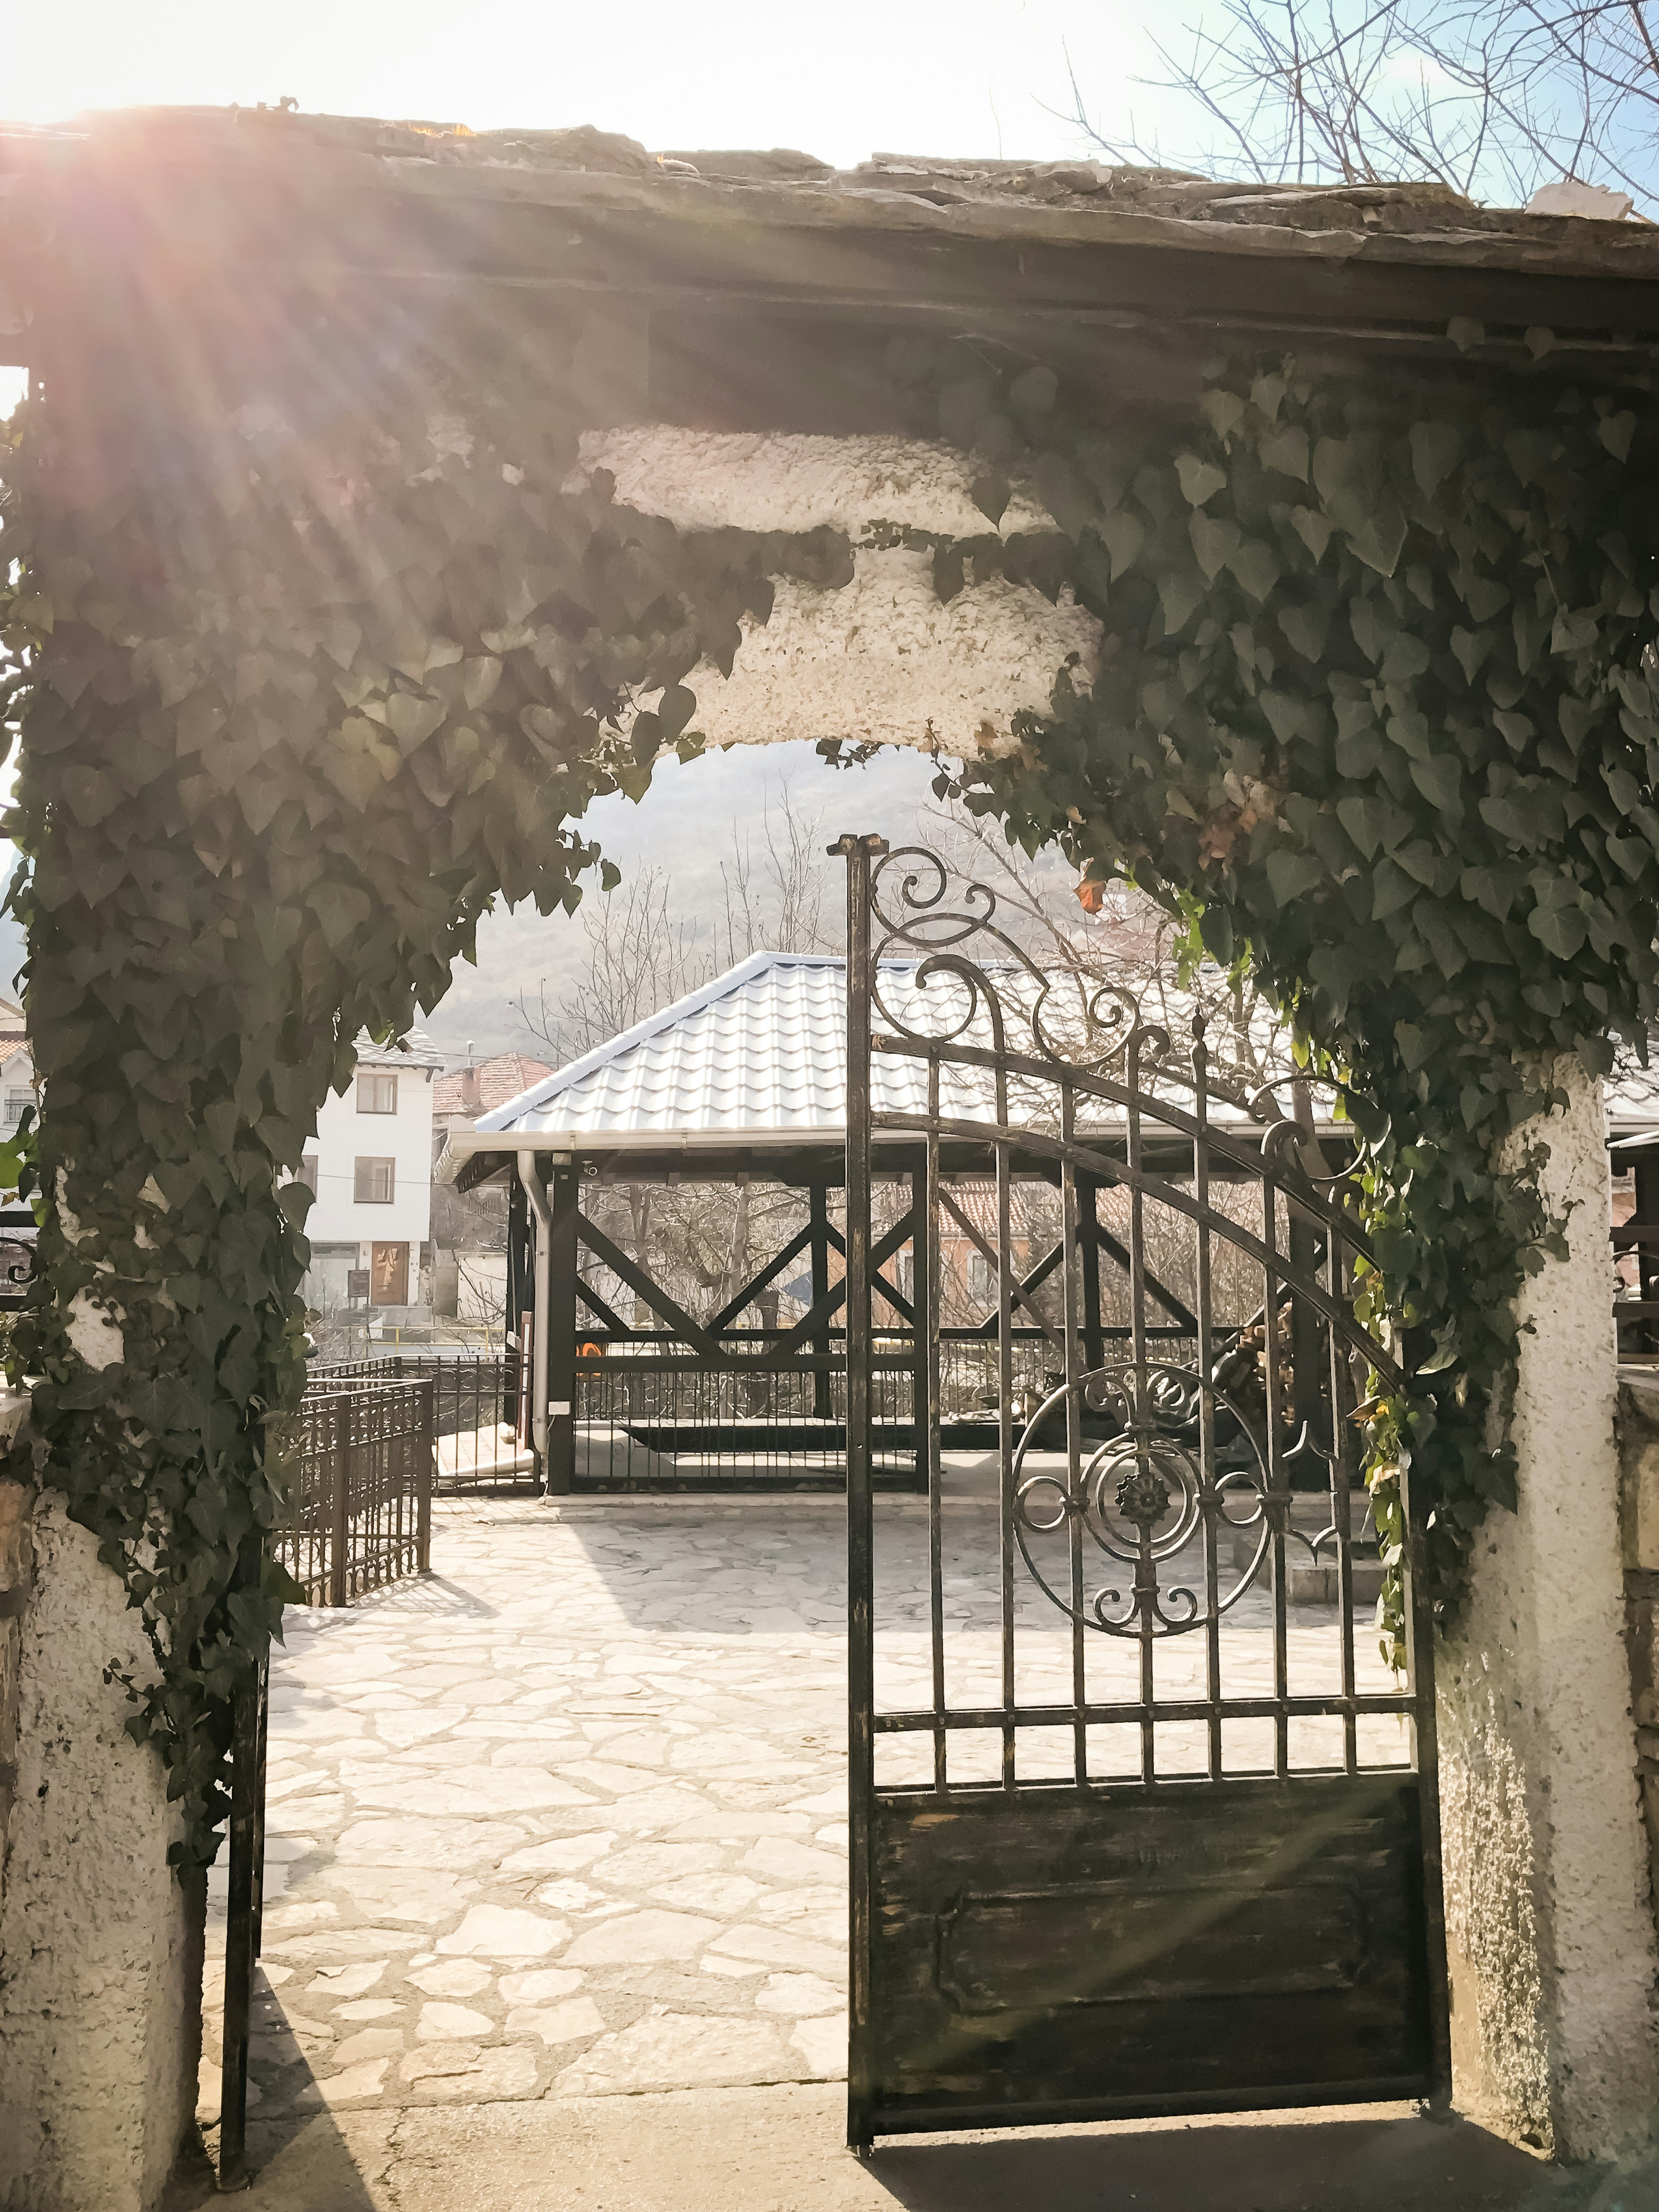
[567, 1331, 1132, 1488]
[306, 1351, 532, 1489]
[273, 1377, 433, 1604]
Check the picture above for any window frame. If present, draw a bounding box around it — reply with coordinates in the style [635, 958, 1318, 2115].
[356, 1071, 399, 1116]
[353, 1155, 396, 1205]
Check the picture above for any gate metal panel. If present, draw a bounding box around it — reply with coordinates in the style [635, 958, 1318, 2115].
[836, 834, 1449, 2147]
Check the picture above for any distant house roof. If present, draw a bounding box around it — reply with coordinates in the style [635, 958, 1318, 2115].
[433, 1052, 554, 1120]
[353, 1027, 445, 1073]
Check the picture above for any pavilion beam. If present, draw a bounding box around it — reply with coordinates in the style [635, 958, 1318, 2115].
[820, 1216, 914, 1326]
[576, 1212, 725, 1363]
[707, 1222, 816, 1333]
[774, 1213, 916, 1353]
[575, 1275, 632, 1335]
[1089, 1214, 1200, 1335]
[941, 1193, 1065, 1355]
[1081, 1173, 1105, 1373]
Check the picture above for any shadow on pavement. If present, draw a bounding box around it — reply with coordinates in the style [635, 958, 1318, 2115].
[164, 2106, 388, 2212]
[867, 2112, 1653, 2212]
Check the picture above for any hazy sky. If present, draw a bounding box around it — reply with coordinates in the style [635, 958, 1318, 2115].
[0, 2, 1186, 1051]
[0, 2, 1175, 169]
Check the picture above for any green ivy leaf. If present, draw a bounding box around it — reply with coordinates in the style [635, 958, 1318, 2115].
[1176, 454, 1228, 509]
[1265, 849, 1325, 907]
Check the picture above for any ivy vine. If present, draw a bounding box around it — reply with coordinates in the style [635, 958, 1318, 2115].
[0, 310, 1650, 1866]
[0, 350, 852, 1868]
[891, 333, 1654, 1654]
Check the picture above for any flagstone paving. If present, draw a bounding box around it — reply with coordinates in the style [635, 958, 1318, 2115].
[202, 1496, 859, 2121]
[201, 1488, 1397, 2125]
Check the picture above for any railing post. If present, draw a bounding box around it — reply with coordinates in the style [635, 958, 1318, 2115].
[330, 1392, 350, 1608]
[417, 1377, 433, 1574]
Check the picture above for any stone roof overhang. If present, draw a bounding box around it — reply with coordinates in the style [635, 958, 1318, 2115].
[5, 111, 1659, 393]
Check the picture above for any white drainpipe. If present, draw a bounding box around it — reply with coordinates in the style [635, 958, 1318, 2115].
[518, 1150, 552, 1478]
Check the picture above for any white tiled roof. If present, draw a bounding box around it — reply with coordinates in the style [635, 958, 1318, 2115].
[471, 952, 1260, 1152]
[476, 954, 907, 1146]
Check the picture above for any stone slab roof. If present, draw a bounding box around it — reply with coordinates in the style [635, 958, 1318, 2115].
[5, 109, 1658, 292]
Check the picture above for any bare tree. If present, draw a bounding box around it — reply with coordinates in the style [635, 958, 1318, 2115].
[507, 777, 840, 1325]
[916, 799, 1304, 1115]
[1071, 0, 1659, 212]
[510, 866, 709, 1066]
[715, 780, 839, 965]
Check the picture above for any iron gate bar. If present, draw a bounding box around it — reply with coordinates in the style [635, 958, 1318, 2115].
[871, 1108, 1404, 1392]
[836, 830, 885, 2156]
[843, 835, 1446, 2146]
[871, 1691, 1417, 1729]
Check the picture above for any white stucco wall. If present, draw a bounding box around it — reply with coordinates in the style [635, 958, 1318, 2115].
[306, 1062, 434, 1251]
[0, 1479, 201, 2212]
[1437, 1060, 1659, 2158]
[579, 428, 1101, 755]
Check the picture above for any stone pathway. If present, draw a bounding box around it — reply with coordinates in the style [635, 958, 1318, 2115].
[202, 1490, 1397, 2130]
[203, 1497, 855, 2124]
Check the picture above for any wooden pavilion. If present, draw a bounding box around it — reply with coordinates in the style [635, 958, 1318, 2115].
[444, 948, 1349, 1492]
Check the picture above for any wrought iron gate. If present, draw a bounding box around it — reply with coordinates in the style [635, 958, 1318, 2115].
[837, 834, 1449, 2146]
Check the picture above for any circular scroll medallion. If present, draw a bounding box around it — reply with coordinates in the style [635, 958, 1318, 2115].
[1012, 1362, 1273, 1635]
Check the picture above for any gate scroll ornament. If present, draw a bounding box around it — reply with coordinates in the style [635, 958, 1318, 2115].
[865, 840, 1407, 1650]
[841, 834, 1447, 2149]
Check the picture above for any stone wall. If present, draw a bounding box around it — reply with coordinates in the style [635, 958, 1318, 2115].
[579, 427, 1101, 757]
[1616, 1370, 1659, 1955]
[0, 1402, 203, 2212]
[1437, 1063, 1659, 2160]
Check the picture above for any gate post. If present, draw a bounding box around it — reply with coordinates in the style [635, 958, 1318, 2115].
[1437, 1057, 1659, 2158]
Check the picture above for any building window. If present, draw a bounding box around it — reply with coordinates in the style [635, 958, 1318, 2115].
[296, 1156, 318, 1195]
[2, 1093, 29, 1130]
[357, 1072, 398, 1115]
[354, 1156, 396, 1204]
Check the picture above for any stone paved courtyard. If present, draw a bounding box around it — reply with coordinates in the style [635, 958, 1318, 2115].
[201, 1488, 1400, 2137]
[202, 1496, 856, 2125]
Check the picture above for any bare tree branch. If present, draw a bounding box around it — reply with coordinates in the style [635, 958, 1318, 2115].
[1072, 0, 1659, 212]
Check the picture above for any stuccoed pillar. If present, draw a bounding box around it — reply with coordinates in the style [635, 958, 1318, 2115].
[1437, 1057, 1659, 2158]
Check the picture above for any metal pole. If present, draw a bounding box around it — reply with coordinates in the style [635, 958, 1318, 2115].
[329, 1393, 349, 1609]
[518, 1150, 554, 1485]
[217, 1531, 266, 2193]
[1400, 1448, 1453, 2107]
[835, 830, 884, 2155]
[416, 1377, 433, 1574]
[546, 1163, 579, 1495]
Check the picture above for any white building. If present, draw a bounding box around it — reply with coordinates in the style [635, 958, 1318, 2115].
[0, 999, 33, 1136]
[298, 1029, 443, 1323]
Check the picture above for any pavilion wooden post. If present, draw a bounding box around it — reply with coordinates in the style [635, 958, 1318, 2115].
[910, 1150, 930, 1483]
[546, 1162, 579, 1495]
[810, 1180, 833, 1421]
[1079, 1173, 1105, 1375]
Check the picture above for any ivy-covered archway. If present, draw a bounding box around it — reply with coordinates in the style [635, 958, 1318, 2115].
[1, 151, 1654, 1916]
